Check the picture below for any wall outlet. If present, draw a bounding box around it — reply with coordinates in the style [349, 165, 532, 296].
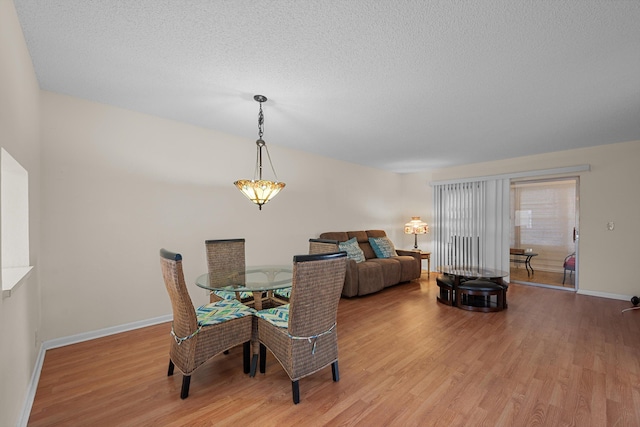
[607, 221, 615, 231]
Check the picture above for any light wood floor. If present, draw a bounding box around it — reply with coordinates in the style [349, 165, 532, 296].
[29, 274, 640, 426]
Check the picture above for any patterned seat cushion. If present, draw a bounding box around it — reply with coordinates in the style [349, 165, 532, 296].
[255, 304, 289, 328]
[213, 287, 254, 301]
[273, 287, 291, 299]
[196, 299, 255, 326]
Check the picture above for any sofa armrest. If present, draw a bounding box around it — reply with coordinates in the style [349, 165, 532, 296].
[396, 249, 421, 263]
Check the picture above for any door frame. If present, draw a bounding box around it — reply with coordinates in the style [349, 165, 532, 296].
[509, 176, 580, 291]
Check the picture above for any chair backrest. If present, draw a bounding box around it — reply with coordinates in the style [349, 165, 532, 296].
[205, 239, 245, 287]
[287, 252, 347, 337]
[160, 248, 197, 338]
[308, 238, 339, 255]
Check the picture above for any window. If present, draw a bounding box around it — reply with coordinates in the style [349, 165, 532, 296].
[1, 147, 32, 297]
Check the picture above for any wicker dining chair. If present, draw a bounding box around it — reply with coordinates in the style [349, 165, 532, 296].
[253, 251, 347, 404]
[160, 248, 255, 399]
[205, 238, 254, 304]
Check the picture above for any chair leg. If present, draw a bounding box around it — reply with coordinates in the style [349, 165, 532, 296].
[167, 359, 174, 376]
[259, 343, 267, 374]
[563, 270, 567, 284]
[180, 375, 191, 399]
[250, 354, 258, 377]
[292, 380, 300, 404]
[332, 361, 340, 382]
[243, 342, 250, 374]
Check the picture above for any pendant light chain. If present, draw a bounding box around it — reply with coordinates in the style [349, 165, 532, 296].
[258, 101, 264, 140]
[234, 94, 286, 210]
[256, 98, 279, 182]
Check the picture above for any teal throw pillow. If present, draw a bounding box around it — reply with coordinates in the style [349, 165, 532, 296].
[369, 236, 397, 258]
[338, 237, 366, 263]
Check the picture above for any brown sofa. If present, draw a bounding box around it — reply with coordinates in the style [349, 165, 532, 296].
[309, 230, 421, 297]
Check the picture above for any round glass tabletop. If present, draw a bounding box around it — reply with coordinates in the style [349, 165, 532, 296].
[195, 265, 293, 292]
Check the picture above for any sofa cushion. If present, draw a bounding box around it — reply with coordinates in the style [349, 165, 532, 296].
[368, 236, 397, 258]
[393, 255, 420, 282]
[367, 258, 402, 287]
[320, 231, 349, 242]
[347, 230, 369, 242]
[348, 231, 376, 259]
[341, 259, 359, 297]
[355, 261, 385, 295]
[365, 230, 387, 238]
[338, 237, 366, 263]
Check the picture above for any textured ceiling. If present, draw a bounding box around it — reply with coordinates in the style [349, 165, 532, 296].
[13, 0, 640, 173]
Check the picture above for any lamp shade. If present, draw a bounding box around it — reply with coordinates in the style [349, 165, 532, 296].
[234, 179, 285, 209]
[404, 217, 429, 235]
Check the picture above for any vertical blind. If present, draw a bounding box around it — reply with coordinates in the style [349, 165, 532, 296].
[433, 179, 510, 273]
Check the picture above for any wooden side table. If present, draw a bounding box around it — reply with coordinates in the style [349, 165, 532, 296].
[420, 251, 431, 278]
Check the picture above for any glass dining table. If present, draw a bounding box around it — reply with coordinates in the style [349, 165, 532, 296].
[195, 265, 293, 310]
[195, 265, 293, 376]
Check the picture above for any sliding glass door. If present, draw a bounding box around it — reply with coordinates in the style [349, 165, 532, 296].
[509, 178, 579, 289]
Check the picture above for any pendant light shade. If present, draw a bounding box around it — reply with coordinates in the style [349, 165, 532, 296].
[234, 95, 285, 210]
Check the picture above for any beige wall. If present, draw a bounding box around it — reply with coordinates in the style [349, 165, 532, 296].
[39, 91, 408, 341]
[0, 0, 42, 425]
[3, 0, 639, 422]
[405, 140, 640, 298]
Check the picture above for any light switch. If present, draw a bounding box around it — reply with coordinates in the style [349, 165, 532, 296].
[607, 222, 615, 231]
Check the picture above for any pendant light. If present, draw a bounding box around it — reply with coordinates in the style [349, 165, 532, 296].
[234, 95, 285, 210]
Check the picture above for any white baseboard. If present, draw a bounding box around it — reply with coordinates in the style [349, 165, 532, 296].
[17, 314, 172, 427]
[576, 289, 632, 301]
[17, 342, 45, 427]
[43, 314, 172, 350]
[511, 280, 577, 292]
[512, 281, 633, 302]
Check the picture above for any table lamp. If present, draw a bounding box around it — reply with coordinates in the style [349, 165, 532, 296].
[404, 217, 429, 249]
